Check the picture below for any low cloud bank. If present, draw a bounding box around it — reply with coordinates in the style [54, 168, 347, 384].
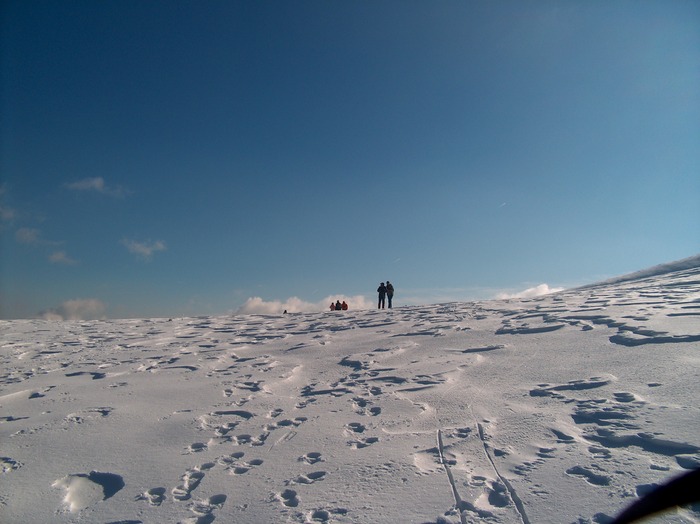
[39, 299, 107, 321]
[237, 285, 568, 314]
[236, 295, 374, 315]
[495, 284, 564, 300]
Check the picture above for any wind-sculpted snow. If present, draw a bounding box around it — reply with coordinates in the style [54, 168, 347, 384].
[1, 264, 699, 523]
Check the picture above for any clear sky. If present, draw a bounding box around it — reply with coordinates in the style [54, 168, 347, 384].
[1, 0, 699, 319]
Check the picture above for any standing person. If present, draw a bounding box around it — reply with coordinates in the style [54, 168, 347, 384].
[377, 282, 387, 309]
[386, 281, 394, 308]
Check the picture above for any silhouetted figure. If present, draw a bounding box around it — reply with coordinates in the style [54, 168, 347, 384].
[377, 282, 387, 309]
[386, 281, 394, 308]
[335, 300, 342, 311]
[341, 301, 348, 311]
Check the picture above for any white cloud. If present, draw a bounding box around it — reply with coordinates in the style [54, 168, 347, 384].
[236, 297, 313, 315]
[15, 227, 62, 247]
[49, 251, 78, 265]
[66, 177, 126, 197]
[235, 294, 374, 315]
[122, 239, 167, 259]
[0, 185, 14, 223]
[0, 205, 15, 222]
[16, 227, 41, 244]
[495, 284, 565, 300]
[39, 299, 106, 321]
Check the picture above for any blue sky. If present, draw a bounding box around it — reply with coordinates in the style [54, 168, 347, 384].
[1, 0, 699, 319]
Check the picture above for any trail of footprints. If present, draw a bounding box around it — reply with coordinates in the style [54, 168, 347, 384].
[137, 446, 330, 521]
[157, 379, 337, 522]
[166, 342, 427, 521]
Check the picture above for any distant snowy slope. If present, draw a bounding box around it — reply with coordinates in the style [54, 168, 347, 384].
[581, 254, 700, 289]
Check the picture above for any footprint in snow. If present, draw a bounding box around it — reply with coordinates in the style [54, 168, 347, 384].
[588, 446, 613, 459]
[348, 436, 379, 449]
[299, 452, 324, 465]
[566, 465, 611, 486]
[267, 407, 284, 418]
[295, 397, 317, 409]
[288, 471, 327, 485]
[188, 493, 227, 516]
[276, 488, 300, 508]
[449, 427, 472, 439]
[345, 422, 366, 434]
[185, 442, 207, 454]
[265, 417, 307, 431]
[64, 406, 114, 424]
[136, 487, 166, 506]
[352, 397, 382, 416]
[306, 507, 349, 522]
[1, 456, 23, 473]
[172, 468, 207, 501]
[217, 451, 264, 475]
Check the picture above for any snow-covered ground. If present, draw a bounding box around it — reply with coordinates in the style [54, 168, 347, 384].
[1, 259, 699, 524]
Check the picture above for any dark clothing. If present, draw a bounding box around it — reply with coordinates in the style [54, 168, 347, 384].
[377, 284, 387, 309]
[386, 282, 394, 308]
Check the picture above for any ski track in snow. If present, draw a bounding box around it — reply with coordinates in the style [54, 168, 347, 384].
[1, 265, 699, 523]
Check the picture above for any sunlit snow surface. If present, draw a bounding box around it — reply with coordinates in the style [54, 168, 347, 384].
[1, 263, 699, 523]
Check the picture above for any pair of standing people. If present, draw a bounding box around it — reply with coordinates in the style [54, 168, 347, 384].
[377, 281, 394, 309]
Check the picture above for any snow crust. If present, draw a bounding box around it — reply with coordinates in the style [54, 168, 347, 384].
[1, 261, 699, 523]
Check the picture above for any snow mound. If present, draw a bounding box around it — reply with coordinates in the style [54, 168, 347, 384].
[52, 471, 124, 512]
